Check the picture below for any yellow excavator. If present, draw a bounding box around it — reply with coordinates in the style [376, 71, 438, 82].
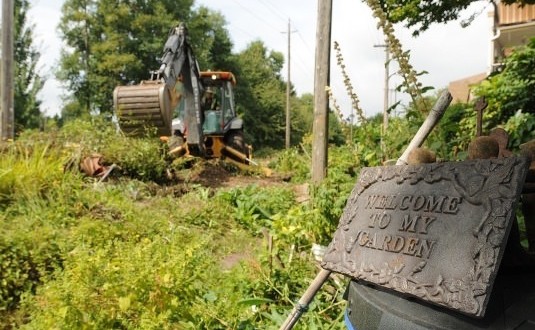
[113, 23, 256, 169]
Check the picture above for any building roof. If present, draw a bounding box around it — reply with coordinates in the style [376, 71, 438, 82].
[448, 72, 487, 104]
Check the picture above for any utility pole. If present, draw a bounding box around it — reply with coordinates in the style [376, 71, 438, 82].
[284, 19, 296, 149]
[374, 44, 389, 131]
[311, 0, 332, 184]
[1, 0, 15, 140]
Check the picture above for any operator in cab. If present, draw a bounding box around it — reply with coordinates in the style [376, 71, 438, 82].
[202, 87, 219, 110]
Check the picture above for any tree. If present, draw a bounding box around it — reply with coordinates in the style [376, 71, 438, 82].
[233, 40, 287, 149]
[57, 0, 233, 118]
[284, 93, 346, 147]
[57, 0, 97, 119]
[291, 93, 314, 145]
[13, 0, 44, 132]
[188, 6, 234, 71]
[376, 0, 535, 36]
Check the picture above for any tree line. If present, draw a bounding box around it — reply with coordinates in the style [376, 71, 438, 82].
[8, 0, 535, 151]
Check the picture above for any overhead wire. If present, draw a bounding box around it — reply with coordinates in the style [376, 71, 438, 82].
[231, 0, 283, 35]
[255, 0, 287, 24]
[296, 31, 313, 54]
[220, 0, 315, 92]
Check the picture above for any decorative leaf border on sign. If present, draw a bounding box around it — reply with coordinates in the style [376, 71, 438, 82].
[322, 156, 529, 317]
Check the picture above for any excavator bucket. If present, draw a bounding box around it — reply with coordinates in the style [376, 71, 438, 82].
[114, 81, 173, 137]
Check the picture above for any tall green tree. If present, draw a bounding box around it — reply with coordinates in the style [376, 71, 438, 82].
[57, 0, 97, 119]
[188, 6, 234, 71]
[57, 0, 233, 118]
[233, 40, 287, 149]
[13, 0, 44, 132]
[290, 93, 345, 146]
[291, 93, 314, 144]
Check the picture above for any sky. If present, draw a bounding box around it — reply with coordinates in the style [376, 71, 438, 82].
[25, 0, 493, 119]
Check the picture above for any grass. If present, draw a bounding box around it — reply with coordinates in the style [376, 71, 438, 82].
[0, 124, 347, 329]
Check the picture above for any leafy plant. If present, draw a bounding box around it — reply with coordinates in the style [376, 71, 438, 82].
[475, 38, 535, 123]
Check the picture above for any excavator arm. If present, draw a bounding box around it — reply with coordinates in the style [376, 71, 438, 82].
[114, 23, 204, 153]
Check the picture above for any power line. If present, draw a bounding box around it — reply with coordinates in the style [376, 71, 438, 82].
[227, 25, 257, 43]
[255, 0, 287, 23]
[231, 0, 282, 34]
[291, 54, 314, 83]
[230, 0, 313, 81]
[296, 30, 313, 53]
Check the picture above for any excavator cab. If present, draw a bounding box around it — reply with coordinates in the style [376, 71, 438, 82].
[199, 73, 236, 135]
[169, 71, 247, 159]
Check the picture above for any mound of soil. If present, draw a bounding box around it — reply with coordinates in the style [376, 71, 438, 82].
[176, 159, 287, 189]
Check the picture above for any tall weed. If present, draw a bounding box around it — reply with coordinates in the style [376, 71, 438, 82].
[0, 140, 67, 206]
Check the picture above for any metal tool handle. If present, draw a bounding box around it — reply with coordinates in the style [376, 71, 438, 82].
[396, 90, 452, 165]
[279, 269, 332, 330]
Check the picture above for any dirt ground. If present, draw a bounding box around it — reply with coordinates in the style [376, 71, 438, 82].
[177, 159, 289, 189]
[173, 159, 310, 202]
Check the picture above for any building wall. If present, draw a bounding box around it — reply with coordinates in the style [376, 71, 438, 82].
[498, 3, 535, 26]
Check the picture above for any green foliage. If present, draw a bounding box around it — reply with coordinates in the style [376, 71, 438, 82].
[451, 38, 535, 154]
[21, 234, 216, 329]
[426, 102, 471, 160]
[218, 185, 295, 233]
[290, 94, 315, 146]
[378, 0, 535, 36]
[503, 111, 535, 149]
[378, 0, 473, 36]
[270, 147, 311, 182]
[0, 139, 83, 311]
[234, 41, 287, 149]
[0, 237, 53, 311]
[59, 116, 170, 182]
[475, 38, 535, 124]
[1, 124, 350, 329]
[0, 140, 67, 206]
[14, 0, 44, 132]
[10, 78, 535, 328]
[57, 0, 98, 117]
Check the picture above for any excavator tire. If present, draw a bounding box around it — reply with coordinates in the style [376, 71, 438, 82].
[225, 130, 249, 163]
[114, 82, 172, 136]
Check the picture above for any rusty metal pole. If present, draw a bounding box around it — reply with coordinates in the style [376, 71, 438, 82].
[474, 97, 488, 137]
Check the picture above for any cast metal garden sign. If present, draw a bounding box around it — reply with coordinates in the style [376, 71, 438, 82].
[322, 156, 529, 318]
